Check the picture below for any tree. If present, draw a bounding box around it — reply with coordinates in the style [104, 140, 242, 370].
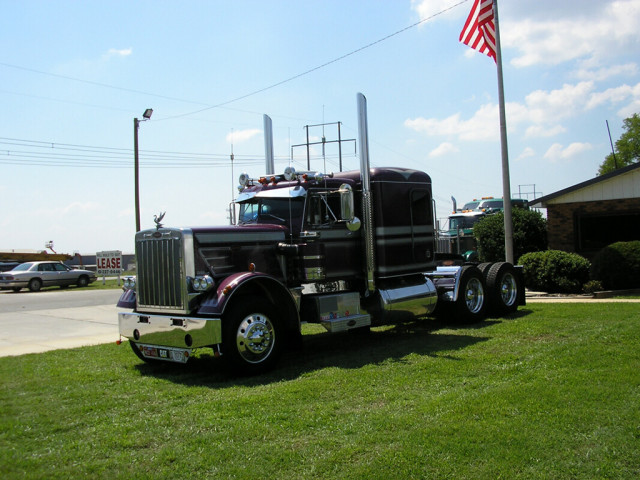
[473, 208, 547, 263]
[598, 113, 640, 176]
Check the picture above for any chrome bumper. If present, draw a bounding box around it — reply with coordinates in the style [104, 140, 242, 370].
[118, 312, 222, 349]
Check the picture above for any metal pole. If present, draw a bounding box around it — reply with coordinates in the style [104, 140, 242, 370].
[493, 0, 514, 264]
[305, 125, 310, 170]
[133, 117, 141, 232]
[606, 120, 618, 169]
[338, 121, 343, 172]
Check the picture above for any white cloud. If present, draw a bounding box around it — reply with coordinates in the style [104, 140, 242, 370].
[525, 125, 566, 138]
[516, 147, 535, 161]
[103, 47, 133, 59]
[405, 80, 640, 144]
[411, 0, 462, 22]
[226, 128, 261, 144]
[574, 62, 638, 81]
[429, 142, 459, 157]
[524, 82, 595, 123]
[586, 82, 640, 114]
[543, 142, 593, 162]
[502, 0, 640, 67]
[405, 103, 502, 141]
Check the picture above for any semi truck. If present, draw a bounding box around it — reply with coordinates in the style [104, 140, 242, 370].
[117, 93, 524, 374]
[443, 197, 530, 260]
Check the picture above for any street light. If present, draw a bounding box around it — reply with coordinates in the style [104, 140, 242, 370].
[134, 108, 153, 232]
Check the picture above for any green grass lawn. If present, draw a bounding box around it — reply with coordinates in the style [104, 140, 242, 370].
[1, 303, 638, 479]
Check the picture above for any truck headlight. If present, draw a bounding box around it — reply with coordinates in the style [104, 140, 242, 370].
[123, 276, 136, 290]
[191, 275, 214, 292]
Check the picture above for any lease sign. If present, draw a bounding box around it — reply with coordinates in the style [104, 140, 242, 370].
[96, 250, 123, 276]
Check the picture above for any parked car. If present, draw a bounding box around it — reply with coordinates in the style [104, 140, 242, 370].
[0, 261, 96, 292]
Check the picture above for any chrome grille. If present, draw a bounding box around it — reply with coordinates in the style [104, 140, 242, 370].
[136, 230, 187, 312]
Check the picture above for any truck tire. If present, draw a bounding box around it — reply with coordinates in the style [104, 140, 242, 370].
[477, 262, 493, 277]
[486, 262, 520, 315]
[453, 265, 487, 323]
[222, 298, 282, 375]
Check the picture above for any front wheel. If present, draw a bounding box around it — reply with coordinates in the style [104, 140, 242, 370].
[453, 265, 487, 323]
[222, 299, 282, 375]
[77, 275, 89, 288]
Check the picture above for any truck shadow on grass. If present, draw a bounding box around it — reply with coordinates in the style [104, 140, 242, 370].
[133, 310, 532, 387]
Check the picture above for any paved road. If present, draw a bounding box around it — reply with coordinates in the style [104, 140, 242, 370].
[0, 289, 123, 357]
[1, 288, 638, 358]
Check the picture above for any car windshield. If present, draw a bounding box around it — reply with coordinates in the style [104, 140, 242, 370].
[13, 263, 35, 272]
[238, 198, 303, 225]
[462, 201, 479, 210]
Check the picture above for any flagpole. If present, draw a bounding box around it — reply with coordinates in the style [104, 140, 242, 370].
[493, 0, 514, 264]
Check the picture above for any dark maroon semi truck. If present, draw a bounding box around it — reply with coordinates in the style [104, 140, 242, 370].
[117, 94, 524, 374]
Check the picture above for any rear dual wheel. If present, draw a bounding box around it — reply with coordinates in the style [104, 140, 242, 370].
[451, 265, 487, 323]
[486, 262, 520, 315]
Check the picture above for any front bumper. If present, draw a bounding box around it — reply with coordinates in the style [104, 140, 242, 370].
[118, 312, 222, 349]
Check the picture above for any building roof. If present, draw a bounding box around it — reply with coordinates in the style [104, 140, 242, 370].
[530, 161, 640, 207]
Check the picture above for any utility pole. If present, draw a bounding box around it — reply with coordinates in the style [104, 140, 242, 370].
[133, 109, 153, 232]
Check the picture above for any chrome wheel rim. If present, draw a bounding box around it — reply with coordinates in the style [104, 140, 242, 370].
[235, 313, 275, 364]
[500, 273, 518, 306]
[465, 278, 484, 314]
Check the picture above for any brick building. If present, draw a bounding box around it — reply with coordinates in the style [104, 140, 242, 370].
[530, 162, 640, 259]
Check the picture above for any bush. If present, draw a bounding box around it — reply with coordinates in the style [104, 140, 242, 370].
[519, 250, 591, 293]
[590, 241, 640, 290]
[474, 209, 547, 262]
[582, 280, 603, 294]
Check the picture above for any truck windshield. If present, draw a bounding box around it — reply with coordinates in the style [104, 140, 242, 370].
[238, 198, 303, 226]
[449, 216, 482, 230]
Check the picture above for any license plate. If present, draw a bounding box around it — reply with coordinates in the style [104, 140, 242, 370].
[139, 344, 190, 364]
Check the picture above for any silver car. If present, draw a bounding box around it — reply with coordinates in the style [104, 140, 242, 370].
[0, 261, 97, 292]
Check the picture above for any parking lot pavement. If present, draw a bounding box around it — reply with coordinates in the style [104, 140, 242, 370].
[0, 303, 120, 358]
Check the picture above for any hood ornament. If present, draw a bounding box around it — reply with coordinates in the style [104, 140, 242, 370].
[154, 211, 166, 230]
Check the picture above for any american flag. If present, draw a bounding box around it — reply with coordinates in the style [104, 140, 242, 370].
[459, 0, 496, 62]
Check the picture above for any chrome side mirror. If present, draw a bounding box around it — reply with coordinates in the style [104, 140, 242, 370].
[339, 184, 361, 231]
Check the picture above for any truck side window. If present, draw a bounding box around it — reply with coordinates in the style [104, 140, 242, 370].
[238, 202, 259, 223]
[305, 190, 340, 227]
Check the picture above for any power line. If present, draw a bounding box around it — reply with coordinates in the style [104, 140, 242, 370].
[0, 1, 469, 123]
[0, 136, 357, 169]
[159, 1, 469, 121]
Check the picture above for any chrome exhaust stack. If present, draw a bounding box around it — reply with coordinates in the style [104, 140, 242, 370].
[263, 114, 275, 175]
[357, 93, 376, 294]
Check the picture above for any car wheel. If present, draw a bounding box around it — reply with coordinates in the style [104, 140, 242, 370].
[77, 275, 89, 288]
[222, 298, 282, 375]
[486, 262, 521, 315]
[28, 278, 42, 292]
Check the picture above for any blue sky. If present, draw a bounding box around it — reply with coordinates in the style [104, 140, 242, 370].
[1, 0, 639, 254]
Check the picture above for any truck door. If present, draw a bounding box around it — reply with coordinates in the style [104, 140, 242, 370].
[302, 188, 361, 282]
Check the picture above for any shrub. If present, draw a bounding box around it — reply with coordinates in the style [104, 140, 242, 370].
[582, 280, 603, 294]
[474, 209, 547, 262]
[590, 241, 640, 290]
[519, 250, 591, 293]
